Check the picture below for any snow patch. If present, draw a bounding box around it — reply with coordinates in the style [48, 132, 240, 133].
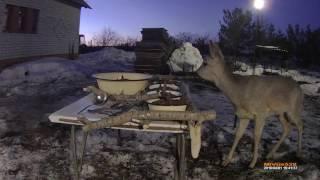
[191, 167, 214, 180]
[77, 47, 135, 72]
[81, 164, 95, 177]
[233, 62, 320, 96]
[0, 58, 88, 86]
[0, 48, 135, 96]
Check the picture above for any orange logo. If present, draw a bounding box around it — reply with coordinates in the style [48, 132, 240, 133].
[263, 162, 298, 170]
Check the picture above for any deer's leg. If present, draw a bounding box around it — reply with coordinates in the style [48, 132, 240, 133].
[249, 117, 266, 168]
[284, 112, 303, 157]
[297, 121, 303, 156]
[222, 118, 250, 166]
[266, 114, 291, 159]
[292, 115, 303, 157]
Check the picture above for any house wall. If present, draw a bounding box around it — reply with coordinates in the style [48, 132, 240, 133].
[0, 0, 81, 62]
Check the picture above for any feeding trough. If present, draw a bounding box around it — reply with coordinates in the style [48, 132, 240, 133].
[146, 90, 184, 111]
[93, 72, 153, 95]
[148, 98, 187, 111]
[146, 80, 187, 111]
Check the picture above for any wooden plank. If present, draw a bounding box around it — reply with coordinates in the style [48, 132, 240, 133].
[82, 110, 215, 132]
[134, 64, 158, 67]
[136, 57, 166, 61]
[111, 125, 187, 133]
[135, 49, 166, 53]
[135, 52, 166, 57]
[135, 59, 163, 64]
[135, 62, 163, 66]
[135, 69, 158, 74]
[135, 55, 166, 58]
[136, 42, 168, 50]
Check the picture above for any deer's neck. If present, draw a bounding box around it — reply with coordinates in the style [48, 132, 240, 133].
[214, 64, 240, 104]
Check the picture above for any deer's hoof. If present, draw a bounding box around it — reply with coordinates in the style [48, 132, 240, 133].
[222, 159, 230, 167]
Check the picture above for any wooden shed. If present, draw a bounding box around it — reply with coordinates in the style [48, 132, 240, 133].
[135, 28, 174, 74]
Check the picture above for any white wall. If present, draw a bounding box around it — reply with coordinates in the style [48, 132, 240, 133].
[0, 0, 81, 60]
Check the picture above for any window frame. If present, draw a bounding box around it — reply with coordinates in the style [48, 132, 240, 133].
[3, 4, 40, 34]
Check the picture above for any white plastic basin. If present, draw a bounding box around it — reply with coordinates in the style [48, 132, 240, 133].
[93, 72, 153, 95]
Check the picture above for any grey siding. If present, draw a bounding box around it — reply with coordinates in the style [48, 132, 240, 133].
[0, 0, 81, 60]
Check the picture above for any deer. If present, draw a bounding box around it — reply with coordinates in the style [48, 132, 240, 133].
[197, 41, 304, 168]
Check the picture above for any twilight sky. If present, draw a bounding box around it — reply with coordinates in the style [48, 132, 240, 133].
[80, 0, 320, 40]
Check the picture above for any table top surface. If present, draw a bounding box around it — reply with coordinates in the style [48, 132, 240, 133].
[49, 93, 188, 133]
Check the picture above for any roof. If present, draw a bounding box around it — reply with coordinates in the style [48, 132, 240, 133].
[59, 0, 91, 9]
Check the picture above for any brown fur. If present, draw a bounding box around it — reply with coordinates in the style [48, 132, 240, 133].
[197, 42, 304, 168]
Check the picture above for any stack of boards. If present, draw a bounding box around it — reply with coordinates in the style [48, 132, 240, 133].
[135, 28, 173, 74]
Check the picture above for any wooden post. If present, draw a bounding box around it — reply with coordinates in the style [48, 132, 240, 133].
[70, 125, 88, 180]
[175, 133, 186, 180]
[70, 125, 78, 180]
[179, 133, 186, 180]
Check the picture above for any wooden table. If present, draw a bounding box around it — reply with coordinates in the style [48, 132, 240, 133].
[49, 84, 215, 180]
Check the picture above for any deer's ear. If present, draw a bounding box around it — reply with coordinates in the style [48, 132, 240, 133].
[208, 41, 215, 58]
[209, 42, 224, 59]
[214, 44, 224, 59]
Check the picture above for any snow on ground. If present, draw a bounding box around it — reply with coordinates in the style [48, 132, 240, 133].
[0, 49, 319, 179]
[234, 61, 320, 96]
[77, 47, 135, 72]
[0, 48, 135, 96]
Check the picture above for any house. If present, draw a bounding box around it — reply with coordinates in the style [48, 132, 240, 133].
[0, 0, 90, 69]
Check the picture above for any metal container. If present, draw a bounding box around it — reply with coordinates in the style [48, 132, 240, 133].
[93, 72, 153, 95]
[147, 98, 187, 112]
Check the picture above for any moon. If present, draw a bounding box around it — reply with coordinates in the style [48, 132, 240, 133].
[254, 0, 265, 10]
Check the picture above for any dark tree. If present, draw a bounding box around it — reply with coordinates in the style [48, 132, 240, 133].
[173, 32, 211, 55]
[219, 8, 254, 56]
[286, 24, 320, 67]
[218, 8, 320, 68]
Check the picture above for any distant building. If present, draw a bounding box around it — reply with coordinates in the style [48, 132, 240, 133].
[0, 0, 90, 69]
[135, 28, 173, 74]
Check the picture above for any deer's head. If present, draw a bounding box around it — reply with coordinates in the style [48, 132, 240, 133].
[197, 41, 226, 83]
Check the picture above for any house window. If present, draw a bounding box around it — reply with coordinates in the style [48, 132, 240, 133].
[4, 4, 39, 33]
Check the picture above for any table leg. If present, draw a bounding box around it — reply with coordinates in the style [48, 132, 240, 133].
[70, 125, 77, 179]
[70, 125, 88, 180]
[175, 133, 186, 180]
